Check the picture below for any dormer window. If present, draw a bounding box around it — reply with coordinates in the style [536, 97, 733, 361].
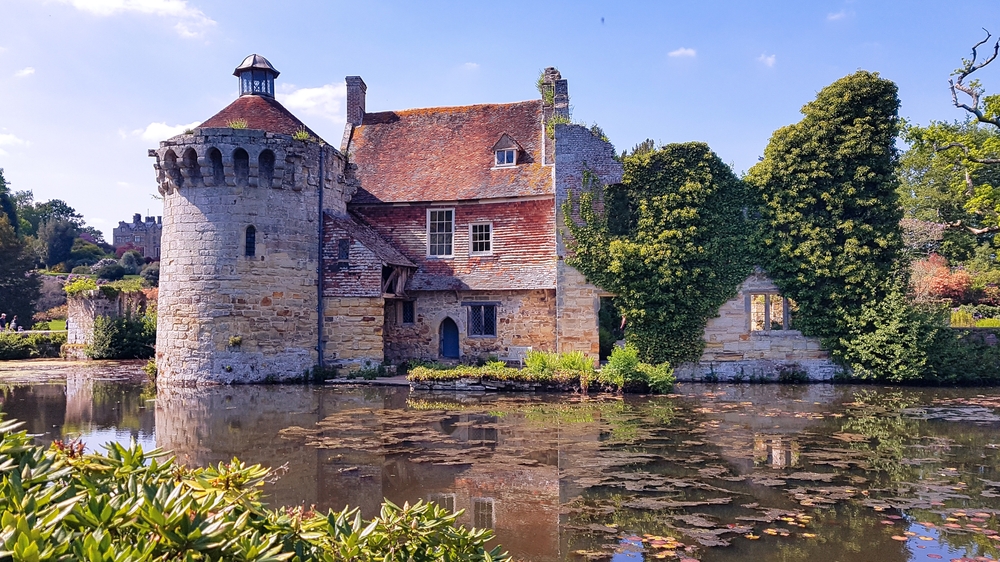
[495, 149, 516, 167]
[491, 133, 523, 168]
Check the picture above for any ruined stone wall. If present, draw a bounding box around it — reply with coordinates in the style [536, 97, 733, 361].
[675, 272, 840, 381]
[553, 124, 623, 357]
[322, 297, 384, 369]
[66, 292, 120, 346]
[382, 289, 556, 363]
[152, 128, 353, 384]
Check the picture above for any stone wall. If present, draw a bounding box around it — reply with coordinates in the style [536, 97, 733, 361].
[553, 124, 623, 357]
[383, 289, 556, 363]
[152, 128, 355, 384]
[322, 296, 384, 370]
[65, 290, 147, 360]
[675, 272, 840, 381]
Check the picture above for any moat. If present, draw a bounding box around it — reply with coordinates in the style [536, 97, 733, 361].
[5, 365, 1000, 562]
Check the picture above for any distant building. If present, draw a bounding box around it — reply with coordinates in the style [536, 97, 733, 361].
[112, 213, 162, 259]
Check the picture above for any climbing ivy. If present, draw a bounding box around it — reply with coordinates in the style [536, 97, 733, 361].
[746, 70, 904, 349]
[565, 142, 754, 365]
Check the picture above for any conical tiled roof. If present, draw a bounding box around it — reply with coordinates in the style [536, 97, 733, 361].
[198, 95, 322, 141]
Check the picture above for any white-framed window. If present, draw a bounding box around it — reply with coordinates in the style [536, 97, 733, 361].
[134, 235, 141, 242]
[495, 149, 516, 167]
[427, 208, 454, 257]
[473, 498, 494, 529]
[468, 303, 497, 338]
[470, 223, 492, 255]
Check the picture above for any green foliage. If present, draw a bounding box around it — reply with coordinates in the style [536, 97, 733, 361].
[566, 142, 753, 364]
[292, 127, 312, 141]
[536, 70, 555, 105]
[119, 252, 141, 275]
[37, 218, 79, 268]
[747, 70, 903, 347]
[63, 277, 97, 296]
[227, 118, 249, 129]
[0, 417, 508, 561]
[598, 344, 674, 393]
[545, 113, 571, 139]
[86, 313, 155, 360]
[0, 332, 65, 360]
[0, 214, 40, 325]
[0, 169, 17, 235]
[12, 191, 83, 238]
[93, 263, 126, 282]
[139, 262, 159, 287]
[142, 359, 157, 381]
[407, 351, 598, 387]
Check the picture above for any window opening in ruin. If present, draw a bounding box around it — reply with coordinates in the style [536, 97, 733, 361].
[427, 209, 454, 257]
[245, 226, 256, 257]
[495, 149, 516, 167]
[470, 223, 492, 255]
[233, 148, 250, 187]
[428, 493, 456, 513]
[258, 150, 275, 188]
[164, 150, 182, 188]
[208, 148, 225, 185]
[473, 498, 495, 529]
[402, 301, 415, 324]
[750, 293, 795, 331]
[468, 303, 497, 337]
[183, 148, 202, 185]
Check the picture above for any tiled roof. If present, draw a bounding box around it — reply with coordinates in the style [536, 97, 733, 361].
[324, 212, 415, 268]
[199, 95, 321, 140]
[348, 101, 550, 204]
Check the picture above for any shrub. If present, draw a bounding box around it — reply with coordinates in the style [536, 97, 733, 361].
[599, 344, 642, 391]
[0, 331, 65, 360]
[64, 277, 97, 296]
[638, 360, 675, 394]
[70, 265, 91, 274]
[0, 331, 33, 359]
[140, 262, 159, 287]
[93, 262, 126, 281]
[0, 416, 509, 561]
[86, 313, 155, 359]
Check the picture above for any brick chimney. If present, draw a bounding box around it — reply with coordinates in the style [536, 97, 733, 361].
[133, 213, 141, 224]
[346, 76, 367, 126]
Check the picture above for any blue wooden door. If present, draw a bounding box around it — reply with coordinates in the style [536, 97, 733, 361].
[440, 318, 460, 358]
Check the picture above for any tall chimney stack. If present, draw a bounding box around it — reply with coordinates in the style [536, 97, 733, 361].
[346, 76, 367, 126]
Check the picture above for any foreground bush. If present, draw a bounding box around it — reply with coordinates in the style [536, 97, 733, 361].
[599, 344, 675, 393]
[0, 417, 509, 561]
[86, 313, 155, 359]
[0, 331, 66, 360]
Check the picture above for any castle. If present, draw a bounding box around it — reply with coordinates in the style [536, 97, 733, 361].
[150, 55, 620, 384]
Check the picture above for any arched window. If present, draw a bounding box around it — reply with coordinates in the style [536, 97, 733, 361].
[233, 148, 249, 186]
[245, 226, 256, 257]
[208, 148, 224, 185]
[258, 150, 275, 188]
[183, 148, 201, 185]
[164, 149, 182, 187]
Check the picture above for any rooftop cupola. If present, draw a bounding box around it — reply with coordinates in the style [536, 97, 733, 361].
[234, 54, 279, 98]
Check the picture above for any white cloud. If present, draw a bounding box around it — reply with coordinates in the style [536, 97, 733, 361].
[54, 0, 216, 37]
[277, 83, 346, 124]
[461, 62, 480, 71]
[827, 10, 851, 21]
[133, 121, 200, 142]
[0, 133, 27, 156]
[668, 47, 696, 58]
[14, 67, 35, 78]
[758, 53, 776, 67]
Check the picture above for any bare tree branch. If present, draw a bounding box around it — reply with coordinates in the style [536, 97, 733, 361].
[932, 141, 1000, 165]
[946, 219, 1000, 236]
[950, 29, 1000, 129]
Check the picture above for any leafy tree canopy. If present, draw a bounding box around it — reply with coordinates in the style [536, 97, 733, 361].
[747, 70, 904, 345]
[0, 169, 16, 235]
[566, 142, 754, 364]
[12, 190, 84, 237]
[0, 214, 40, 324]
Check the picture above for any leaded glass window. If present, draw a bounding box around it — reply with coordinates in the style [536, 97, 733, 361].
[473, 498, 494, 529]
[245, 226, 256, 257]
[469, 304, 496, 337]
[402, 301, 415, 324]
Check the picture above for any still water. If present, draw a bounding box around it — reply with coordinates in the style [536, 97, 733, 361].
[5, 373, 1000, 562]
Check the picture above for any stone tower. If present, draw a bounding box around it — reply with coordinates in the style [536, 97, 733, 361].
[150, 54, 355, 385]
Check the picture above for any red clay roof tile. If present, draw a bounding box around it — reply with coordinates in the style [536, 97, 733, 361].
[348, 101, 550, 204]
[199, 95, 321, 140]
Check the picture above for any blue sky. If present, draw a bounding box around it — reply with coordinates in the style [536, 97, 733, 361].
[1, 0, 997, 238]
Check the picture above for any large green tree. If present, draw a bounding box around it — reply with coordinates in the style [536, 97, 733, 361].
[746, 70, 904, 345]
[566, 142, 753, 364]
[12, 190, 83, 238]
[0, 214, 40, 325]
[37, 218, 79, 268]
[0, 169, 16, 235]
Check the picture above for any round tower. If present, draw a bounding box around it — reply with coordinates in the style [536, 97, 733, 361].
[150, 55, 354, 384]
